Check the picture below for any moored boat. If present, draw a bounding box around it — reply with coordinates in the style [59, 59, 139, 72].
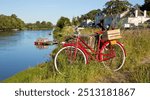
[34, 38, 58, 45]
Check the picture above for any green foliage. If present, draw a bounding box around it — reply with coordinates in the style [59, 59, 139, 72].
[80, 9, 101, 21]
[145, 0, 150, 4]
[104, 0, 132, 15]
[72, 9, 101, 25]
[54, 17, 71, 40]
[0, 14, 53, 31]
[11, 14, 17, 18]
[131, 63, 150, 82]
[56, 17, 71, 29]
[53, 26, 74, 42]
[3, 63, 50, 83]
[141, 0, 150, 16]
[72, 17, 80, 26]
[85, 9, 101, 20]
[26, 21, 53, 30]
[0, 14, 25, 31]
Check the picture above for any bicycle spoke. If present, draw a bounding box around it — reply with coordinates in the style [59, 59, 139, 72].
[54, 46, 87, 75]
[101, 42, 126, 71]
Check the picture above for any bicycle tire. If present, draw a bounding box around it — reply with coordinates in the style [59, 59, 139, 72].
[101, 42, 126, 71]
[54, 46, 87, 75]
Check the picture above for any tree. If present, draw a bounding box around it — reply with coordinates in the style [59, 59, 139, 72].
[145, 0, 150, 4]
[104, 0, 132, 15]
[72, 17, 79, 26]
[11, 14, 17, 18]
[0, 14, 25, 31]
[56, 16, 71, 29]
[72, 9, 101, 26]
[141, 0, 150, 16]
[15, 18, 25, 29]
[86, 9, 101, 20]
[41, 21, 46, 25]
[36, 21, 40, 25]
[26, 21, 53, 30]
[47, 22, 52, 26]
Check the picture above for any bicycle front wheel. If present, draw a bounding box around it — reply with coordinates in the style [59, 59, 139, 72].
[101, 42, 126, 71]
[54, 46, 87, 75]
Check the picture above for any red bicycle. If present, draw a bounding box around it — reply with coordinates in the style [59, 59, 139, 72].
[54, 27, 126, 75]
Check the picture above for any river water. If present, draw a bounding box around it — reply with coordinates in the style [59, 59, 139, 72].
[0, 30, 56, 81]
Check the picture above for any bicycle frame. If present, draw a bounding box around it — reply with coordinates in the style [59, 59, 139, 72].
[63, 33, 117, 63]
[54, 28, 126, 74]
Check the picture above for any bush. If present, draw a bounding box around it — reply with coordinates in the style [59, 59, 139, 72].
[56, 17, 71, 29]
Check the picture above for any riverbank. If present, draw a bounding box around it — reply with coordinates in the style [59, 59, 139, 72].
[3, 27, 150, 83]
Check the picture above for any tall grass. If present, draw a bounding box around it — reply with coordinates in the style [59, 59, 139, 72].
[3, 28, 150, 83]
[121, 29, 150, 82]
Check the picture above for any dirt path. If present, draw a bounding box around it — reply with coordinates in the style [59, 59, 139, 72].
[140, 56, 150, 65]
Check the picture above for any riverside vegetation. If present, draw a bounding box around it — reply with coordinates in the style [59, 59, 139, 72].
[3, 27, 150, 83]
[0, 14, 53, 31]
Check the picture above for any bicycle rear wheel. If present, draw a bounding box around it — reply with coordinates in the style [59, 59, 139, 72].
[101, 42, 126, 71]
[54, 46, 87, 75]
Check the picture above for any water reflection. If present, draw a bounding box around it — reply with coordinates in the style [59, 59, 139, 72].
[35, 45, 49, 49]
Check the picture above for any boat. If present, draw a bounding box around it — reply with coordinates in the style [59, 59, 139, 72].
[34, 38, 58, 45]
[52, 39, 58, 44]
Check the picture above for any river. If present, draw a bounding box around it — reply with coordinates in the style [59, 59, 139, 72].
[0, 30, 56, 81]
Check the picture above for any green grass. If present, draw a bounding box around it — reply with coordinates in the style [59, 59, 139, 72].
[3, 27, 150, 83]
[3, 63, 51, 83]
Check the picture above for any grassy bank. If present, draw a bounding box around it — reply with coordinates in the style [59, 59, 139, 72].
[3, 27, 150, 83]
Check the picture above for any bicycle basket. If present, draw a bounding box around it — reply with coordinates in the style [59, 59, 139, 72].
[102, 29, 122, 41]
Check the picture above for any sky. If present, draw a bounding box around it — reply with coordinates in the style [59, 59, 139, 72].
[0, 0, 144, 24]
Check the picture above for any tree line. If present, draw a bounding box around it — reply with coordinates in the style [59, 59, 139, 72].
[0, 14, 25, 31]
[0, 14, 53, 31]
[26, 21, 53, 30]
[55, 9, 101, 30]
[56, 0, 150, 29]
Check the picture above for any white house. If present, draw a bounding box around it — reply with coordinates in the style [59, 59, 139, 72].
[81, 19, 94, 27]
[121, 8, 150, 28]
[95, 7, 150, 28]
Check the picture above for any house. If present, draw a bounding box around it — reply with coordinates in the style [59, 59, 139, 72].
[95, 7, 150, 28]
[121, 8, 150, 28]
[80, 19, 94, 27]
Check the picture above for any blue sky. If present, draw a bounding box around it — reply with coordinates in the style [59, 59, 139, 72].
[0, 0, 144, 24]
